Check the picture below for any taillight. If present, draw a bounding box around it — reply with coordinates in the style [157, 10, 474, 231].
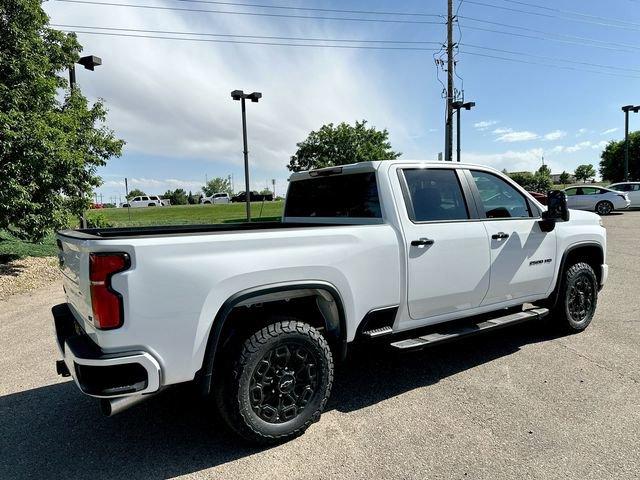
[89, 253, 130, 329]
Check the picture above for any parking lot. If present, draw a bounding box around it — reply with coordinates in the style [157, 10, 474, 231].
[1, 211, 638, 480]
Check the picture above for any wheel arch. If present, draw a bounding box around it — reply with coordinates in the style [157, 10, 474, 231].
[547, 241, 604, 308]
[196, 281, 347, 395]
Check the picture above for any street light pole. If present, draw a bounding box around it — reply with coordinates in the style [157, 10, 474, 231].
[452, 101, 476, 162]
[622, 105, 640, 182]
[68, 55, 102, 228]
[231, 90, 262, 222]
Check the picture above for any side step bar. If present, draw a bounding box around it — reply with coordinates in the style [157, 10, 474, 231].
[390, 307, 549, 350]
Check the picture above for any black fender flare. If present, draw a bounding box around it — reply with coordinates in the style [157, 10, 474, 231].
[547, 241, 604, 308]
[196, 281, 347, 395]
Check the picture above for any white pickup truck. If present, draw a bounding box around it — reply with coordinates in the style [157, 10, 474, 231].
[53, 161, 607, 443]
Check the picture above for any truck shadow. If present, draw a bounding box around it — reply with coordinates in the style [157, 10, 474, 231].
[0, 321, 565, 480]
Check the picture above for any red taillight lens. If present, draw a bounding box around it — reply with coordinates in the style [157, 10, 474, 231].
[89, 253, 130, 329]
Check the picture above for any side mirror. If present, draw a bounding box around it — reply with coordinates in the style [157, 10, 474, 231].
[540, 190, 569, 232]
[544, 190, 570, 222]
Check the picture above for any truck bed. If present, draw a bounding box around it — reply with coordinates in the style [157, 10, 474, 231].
[58, 221, 349, 240]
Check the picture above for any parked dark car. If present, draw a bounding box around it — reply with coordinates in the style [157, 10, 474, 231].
[231, 191, 274, 202]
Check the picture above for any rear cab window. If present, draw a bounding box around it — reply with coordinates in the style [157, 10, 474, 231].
[400, 168, 469, 222]
[284, 172, 381, 220]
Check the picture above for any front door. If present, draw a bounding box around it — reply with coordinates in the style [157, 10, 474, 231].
[467, 170, 557, 305]
[394, 166, 491, 320]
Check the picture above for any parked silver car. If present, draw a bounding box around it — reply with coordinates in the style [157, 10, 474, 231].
[607, 182, 640, 207]
[564, 186, 630, 215]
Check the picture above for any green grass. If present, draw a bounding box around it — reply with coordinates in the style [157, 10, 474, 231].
[85, 201, 285, 227]
[0, 231, 58, 261]
[0, 202, 285, 262]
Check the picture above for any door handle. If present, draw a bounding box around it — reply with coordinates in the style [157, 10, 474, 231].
[491, 232, 510, 240]
[411, 238, 435, 247]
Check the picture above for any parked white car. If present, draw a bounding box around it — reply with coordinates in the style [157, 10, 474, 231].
[607, 182, 640, 207]
[200, 193, 230, 204]
[564, 186, 630, 215]
[121, 195, 164, 208]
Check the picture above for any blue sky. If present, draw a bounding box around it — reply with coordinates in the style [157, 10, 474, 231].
[43, 0, 640, 202]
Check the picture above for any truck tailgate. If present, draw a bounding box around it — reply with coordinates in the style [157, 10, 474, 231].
[57, 235, 93, 327]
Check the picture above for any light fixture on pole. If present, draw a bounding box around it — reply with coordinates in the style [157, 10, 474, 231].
[622, 105, 640, 182]
[452, 101, 476, 163]
[231, 90, 262, 222]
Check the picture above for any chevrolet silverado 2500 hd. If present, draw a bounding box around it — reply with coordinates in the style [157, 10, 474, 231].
[53, 161, 607, 443]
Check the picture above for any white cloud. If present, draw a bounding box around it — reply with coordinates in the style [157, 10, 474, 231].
[43, 2, 423, 175]
[474, 120, 499, 131]
[601, 128, 618, 135]
[576, 128, 589, 137]
[551, 140, 608, 154]
[543, 130, 567, 141]
[492, 127, 512, 135]
[495, 130, 539, 143]
[464, 148, 544, 172]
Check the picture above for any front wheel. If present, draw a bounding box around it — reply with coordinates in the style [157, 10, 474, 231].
[216, 319, 334, 444]
[595, 201, 613, 215]
[552, 262, 598, 332]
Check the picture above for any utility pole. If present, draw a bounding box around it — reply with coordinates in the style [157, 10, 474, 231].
[452, 101, 475, 162]
[444, 0, 455, 162]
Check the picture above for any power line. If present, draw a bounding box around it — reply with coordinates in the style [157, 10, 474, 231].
[170, 0, 444, 18]
[496, 0, 640, 28]
[53, 24, 443, 45]
[62, 28, 640, 79]
[460, 51, 640, 79]
[464, 0, 640, 31]
[61, 29, 442, 51]
[460, 43, 640, 73]
[52, 0, 445, 25]
[460, 18, 640, 52]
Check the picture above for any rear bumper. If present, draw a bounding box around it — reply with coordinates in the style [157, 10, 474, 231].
[52, 303, 161, 398]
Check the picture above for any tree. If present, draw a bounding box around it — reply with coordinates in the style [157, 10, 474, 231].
[0, 0, 124, 241]
[533, 165, 552, 193]
[287, 120, 401, 172]
[162, 188, 187, 205]
[575, 164, 596, 183]
[508, 168, 551, 192]
[508, 171, 535, 190]
[599, 131, 640, 181]
[126, 189, 146, 200]
[259, 188, 273, 196]
[203, 177, 232, 196]
[187, 190, 196, 205]
[558, 171, 571, 185]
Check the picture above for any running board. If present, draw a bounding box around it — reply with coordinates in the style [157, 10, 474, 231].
[390, 307, 549, 350]
[362, 326, 394, 338]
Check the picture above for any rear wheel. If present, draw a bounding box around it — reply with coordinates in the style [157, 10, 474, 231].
[595, 201, 613, 215]
[216, 319, 334, 444]
[552, 262, 598, 332]
[148, 203, 156, 207]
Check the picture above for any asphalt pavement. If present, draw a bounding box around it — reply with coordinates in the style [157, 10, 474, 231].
[1, 211, 638, 480]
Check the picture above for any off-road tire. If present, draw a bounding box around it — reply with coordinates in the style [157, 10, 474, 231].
[216, 319, 334, 444]
[552, 262, 598, 332]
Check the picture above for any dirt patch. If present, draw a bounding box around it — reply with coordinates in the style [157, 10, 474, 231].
[0, 256, 60, 301]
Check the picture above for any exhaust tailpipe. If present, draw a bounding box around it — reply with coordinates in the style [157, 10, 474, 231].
[100, 393, 155, 417]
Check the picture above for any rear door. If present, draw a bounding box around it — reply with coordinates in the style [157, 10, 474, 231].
[466, 169, 557, 305]
[394, 166, 491, 320]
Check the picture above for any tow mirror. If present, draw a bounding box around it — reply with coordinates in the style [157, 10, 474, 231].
[540, 190, 569, 231]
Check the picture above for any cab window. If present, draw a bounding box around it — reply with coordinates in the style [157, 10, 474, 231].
[402, 169, 469, 222]
[470, 171, 532, 219]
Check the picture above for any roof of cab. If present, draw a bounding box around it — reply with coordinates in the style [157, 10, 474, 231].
[288, 159, 501, 182]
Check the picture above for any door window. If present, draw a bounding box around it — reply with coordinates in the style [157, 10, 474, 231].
[402, 169, 469, 222]
[470, 171, 532, 218]
[142, 196, 149, 201]
[564, 188, 577, 196]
